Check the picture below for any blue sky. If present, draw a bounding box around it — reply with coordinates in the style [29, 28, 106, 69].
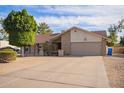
[0, 5, 124, 37]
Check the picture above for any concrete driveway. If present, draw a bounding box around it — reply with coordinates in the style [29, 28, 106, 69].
[0, 56, 109, 88]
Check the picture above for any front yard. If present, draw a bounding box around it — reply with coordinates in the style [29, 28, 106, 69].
[1, 55, 124, 88]
[104, 54, 124, 88]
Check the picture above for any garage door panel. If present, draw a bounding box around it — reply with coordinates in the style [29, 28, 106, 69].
[71, 42, 102, 56]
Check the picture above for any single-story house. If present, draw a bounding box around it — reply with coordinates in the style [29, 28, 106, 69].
[24, 27, 110, 56]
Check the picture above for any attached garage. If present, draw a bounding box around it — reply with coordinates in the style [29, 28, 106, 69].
[71, 42, 102, 56]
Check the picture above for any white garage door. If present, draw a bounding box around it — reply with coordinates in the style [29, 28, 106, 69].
[71, 42, 102, 56]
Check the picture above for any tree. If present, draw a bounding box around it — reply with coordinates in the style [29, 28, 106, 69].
[38, 22, 53, 34]
[107, 24, 118, 46]
[0, 18, 8, 40]
[120, 36, 124, 46]
[0, 18, 3, 24]
[3, 9, 38, 56]
[107, 19, 124, 46]
[118, 19, 124, 46]
[116, 19, 124, 32]
[0, 29, 8, 40]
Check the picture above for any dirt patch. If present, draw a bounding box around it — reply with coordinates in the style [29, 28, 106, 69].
[104, 54, 124, 88]
[0, 57, 46, 75]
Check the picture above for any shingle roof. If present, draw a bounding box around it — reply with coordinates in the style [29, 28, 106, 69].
[92, 31, 107, 37]
[36, 27, 108, 43]
[36, 33, 59, 43]
[57, 26, 108, 39]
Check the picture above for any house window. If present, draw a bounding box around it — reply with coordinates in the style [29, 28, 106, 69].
[74, 30, 77, 32]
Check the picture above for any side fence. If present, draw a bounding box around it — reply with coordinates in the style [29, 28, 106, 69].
[112, 46, 124, 54]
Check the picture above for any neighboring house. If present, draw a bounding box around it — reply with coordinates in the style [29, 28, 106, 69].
[0, 40, 9, 48]
[0, 40, 20, 51]
[24, 27, 110, 56]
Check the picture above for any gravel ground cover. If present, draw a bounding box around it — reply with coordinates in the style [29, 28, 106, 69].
[104, 54, 124, 88]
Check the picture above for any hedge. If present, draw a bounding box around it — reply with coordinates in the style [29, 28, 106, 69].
[0, 48, 14, 51]
[0, 49, 17, 63]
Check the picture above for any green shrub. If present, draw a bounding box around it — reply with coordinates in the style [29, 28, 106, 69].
[0, 49, 17, 63]
[1, 48, 14, 51]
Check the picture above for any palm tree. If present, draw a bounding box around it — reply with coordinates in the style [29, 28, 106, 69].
[38, 22, 53, 34]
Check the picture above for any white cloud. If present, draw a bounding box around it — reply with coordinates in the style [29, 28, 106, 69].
[35, 5, 124, 31]
[1, 5, 124, 32]
[40, 6, 124, 17]
[35, 15, 121, 31]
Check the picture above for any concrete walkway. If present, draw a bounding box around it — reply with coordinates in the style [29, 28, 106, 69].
[0, 56, 109, 88]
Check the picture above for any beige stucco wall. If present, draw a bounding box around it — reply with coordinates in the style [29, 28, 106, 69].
[70, 29, 102, 42]
[61, 31, 71, 55]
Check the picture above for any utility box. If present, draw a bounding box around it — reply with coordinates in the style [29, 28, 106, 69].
[58, 49, 64, 56]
